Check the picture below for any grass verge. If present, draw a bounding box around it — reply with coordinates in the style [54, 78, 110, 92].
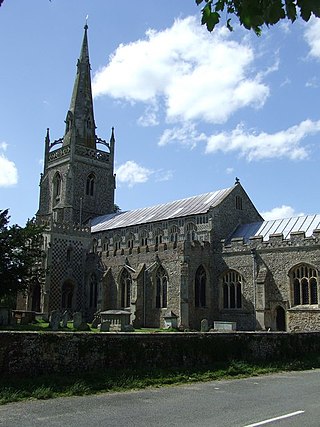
[1, 355, 320, 405]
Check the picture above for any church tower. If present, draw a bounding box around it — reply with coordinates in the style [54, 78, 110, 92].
[30, 25, 115, 316]
[37, 24, 115, 226]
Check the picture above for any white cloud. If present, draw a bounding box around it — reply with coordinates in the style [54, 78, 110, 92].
[116, 160, 152, 187]
[93, 16, 269, 125]
[225, 167, 234, 175]
[137, 104, 159, 127]
[0, 153, 18, 187]
[261, 205, 304, 221]
[158, 122, 206, 148]
[304, 18, 320, 60]
[205, 119, 320, 161]
[0, 142, 8, 151]
[154, 169, 173, 182]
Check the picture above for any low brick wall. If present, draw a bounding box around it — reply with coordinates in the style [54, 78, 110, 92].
[1, 331, 319, 377]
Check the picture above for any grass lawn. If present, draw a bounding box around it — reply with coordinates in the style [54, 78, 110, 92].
[1, 356, 320, 406]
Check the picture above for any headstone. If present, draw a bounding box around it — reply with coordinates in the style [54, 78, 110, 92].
[61, 310, 68, 328]
[77, 322, 91, 331]
[99, 320, 111, 332]
[123, 324, 135, 332]
[73, 312, 82, 329]
[0, 307, 10, 326]
[91, 310, 101, 329]
[201, 318, 209, 332]
[49, 310, 60, 331]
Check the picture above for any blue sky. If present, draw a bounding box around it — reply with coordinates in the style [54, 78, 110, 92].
[1, 1, 320, 226]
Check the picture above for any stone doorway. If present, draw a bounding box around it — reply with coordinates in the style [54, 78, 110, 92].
[275, 306, 286, 331]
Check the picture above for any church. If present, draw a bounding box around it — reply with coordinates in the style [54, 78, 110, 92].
[17, 25, 320, 332]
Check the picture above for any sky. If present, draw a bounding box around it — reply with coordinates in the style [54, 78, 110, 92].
[1, 1, 320, 226]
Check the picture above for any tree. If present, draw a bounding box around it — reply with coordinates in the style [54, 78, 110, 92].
[196, 0, 320, 35]
[0, 210, 44, 306]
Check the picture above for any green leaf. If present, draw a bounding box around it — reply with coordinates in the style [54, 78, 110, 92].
[215, 0, 226, 12]
[196, 0, 204, 5]
[285, 0, 297, 22]
[202, 10, 220, 31]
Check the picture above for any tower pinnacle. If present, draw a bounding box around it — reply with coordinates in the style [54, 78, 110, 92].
[63, 23, 96, 149]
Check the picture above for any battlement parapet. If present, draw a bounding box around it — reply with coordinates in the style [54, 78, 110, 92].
[223, 229, 320, 253]
[51, 221, 90, 236]
[101, 239, 210, 258]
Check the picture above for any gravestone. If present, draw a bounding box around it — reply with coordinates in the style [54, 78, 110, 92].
[99, 320, 111, 332]
[61, 310, 68, 328]
[0, 307, 10, 326]
[201, 318, 209, 332]
[73, 312, 82, 329]
[49, 310, 60, 331]
[91, 310, 101, 329]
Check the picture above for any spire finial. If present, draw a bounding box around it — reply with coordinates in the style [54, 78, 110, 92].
[110, 127, 115, 143]
[235, 177, 240, 185]
[84, 15, 88, 30]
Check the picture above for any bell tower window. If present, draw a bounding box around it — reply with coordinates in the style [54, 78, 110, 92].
[86, 173, 95, 196]
[53, 172, 62, 204]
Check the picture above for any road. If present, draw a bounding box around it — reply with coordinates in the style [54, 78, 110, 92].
[1, 369, 320, 426]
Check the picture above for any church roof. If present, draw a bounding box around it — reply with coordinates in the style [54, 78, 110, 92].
[229, 214, 320, 242]
[91, 187, 233, 233]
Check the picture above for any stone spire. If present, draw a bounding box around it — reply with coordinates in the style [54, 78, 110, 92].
[63, 23, 96, 149]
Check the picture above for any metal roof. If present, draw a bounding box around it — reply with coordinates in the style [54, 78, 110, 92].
[229, 214, 320, 242]
[91, 187, 233, 233]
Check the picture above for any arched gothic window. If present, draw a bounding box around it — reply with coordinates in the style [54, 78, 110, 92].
[61, 280, 74, 309]
[89, 273, 98, 308]
[195, 265, 206, 307]
[53, 172, 62, 202]
[291, 264, 318, 306]
[155, 266, 168, 308]
[140, 229, 148, 247]
[170, 225, 179, 243]
[222, 270, 242, 309]
[186, 222, 197, 241]
[86, 173, 95, 196]
[126, 232, 135, 249]
[120, 269, 131, 308]
[154, 228, 163, 246]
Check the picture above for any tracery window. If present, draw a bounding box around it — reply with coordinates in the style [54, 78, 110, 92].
[170, 225, 179, 242]
[86, 173, 95, 196]
[154, 228, 163, 245]
[89, 273, 98, 308]
[140, 229, 148, 247]
[222, 270, 242, 309]
[291, 264, 318, 306]
[126, 232, 135, 249]
[120, 269, 131, 308]
[113, 235, 121, 251]
[155, 266, 168, 308]
[195, 265, 206, 307]
[186, 222, 196, 241]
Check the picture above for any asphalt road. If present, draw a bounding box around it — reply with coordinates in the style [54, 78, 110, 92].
[1, 369, 320, 426]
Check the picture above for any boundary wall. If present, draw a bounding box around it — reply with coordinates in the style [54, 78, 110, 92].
[1, 331, 320, 376]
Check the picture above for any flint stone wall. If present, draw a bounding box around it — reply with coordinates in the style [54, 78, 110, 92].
[1, 331, 320, 377]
